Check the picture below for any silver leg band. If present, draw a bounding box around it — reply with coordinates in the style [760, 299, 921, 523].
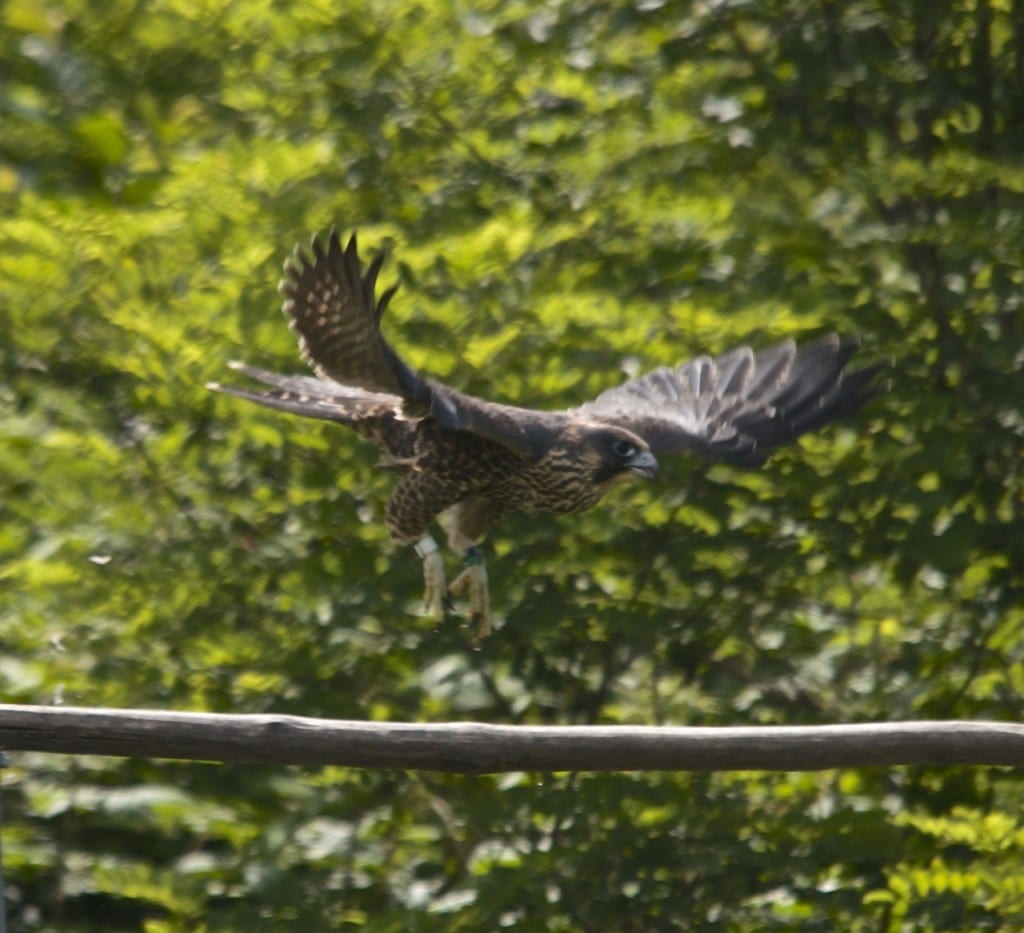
[414, 535, 439, 559]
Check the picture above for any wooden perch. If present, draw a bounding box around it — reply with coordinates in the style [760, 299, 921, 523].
[0, 705, 1020, 773]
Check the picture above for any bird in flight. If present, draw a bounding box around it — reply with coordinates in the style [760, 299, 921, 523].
[209, 229, 883, 632]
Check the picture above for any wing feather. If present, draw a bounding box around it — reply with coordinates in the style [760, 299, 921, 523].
[214, 229, 559, 461]
[207, 362, 404, 426]
[279, 229, 431, 411]
[572, 334, 884, 466]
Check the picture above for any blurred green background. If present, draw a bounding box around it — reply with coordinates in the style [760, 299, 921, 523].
[2, 0, 1023, 928]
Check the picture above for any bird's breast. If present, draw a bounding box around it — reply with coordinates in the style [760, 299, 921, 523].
[509, 460, 610, 515]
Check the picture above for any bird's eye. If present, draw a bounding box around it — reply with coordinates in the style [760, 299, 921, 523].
[612, 439, 636, 458]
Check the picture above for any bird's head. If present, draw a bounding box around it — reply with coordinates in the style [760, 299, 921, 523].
[532, 423, 660, 515]
[581, 426, 660, 487]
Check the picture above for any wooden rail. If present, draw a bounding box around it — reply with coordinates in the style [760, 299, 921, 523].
[0, 705, 1020, 773]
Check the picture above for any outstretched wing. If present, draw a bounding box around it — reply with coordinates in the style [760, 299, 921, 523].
[280, 230, 433, 412]
[571, 335, 884, 467]
[213, 229, 560, 461]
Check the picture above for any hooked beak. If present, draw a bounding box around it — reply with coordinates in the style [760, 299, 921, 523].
[627, 449, 660, 481]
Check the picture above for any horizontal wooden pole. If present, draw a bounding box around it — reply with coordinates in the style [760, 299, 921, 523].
[0, 705, 1019, 773]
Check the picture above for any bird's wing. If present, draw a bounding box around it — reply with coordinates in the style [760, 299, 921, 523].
[207, 362, 405, 426]
[280, 229, 432, 410]
[571, 335, 884, 466]
[216, 229, 553, 461]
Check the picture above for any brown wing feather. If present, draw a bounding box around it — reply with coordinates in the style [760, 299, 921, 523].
[572, 334, 884, 466]
[207, 362, 404, 425]
[276, 229, 557, 460]
[276, 227, 565, 458]
[280, 230, 431, 410]
[206, 362, 420, 463]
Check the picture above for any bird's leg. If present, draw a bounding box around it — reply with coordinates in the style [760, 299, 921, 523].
[413, 535, 447, 621]
[438, 501, 496, 638]
[449, 545, 490, 636]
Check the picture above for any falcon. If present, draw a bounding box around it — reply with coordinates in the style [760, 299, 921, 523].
[209, 229, 883, 630]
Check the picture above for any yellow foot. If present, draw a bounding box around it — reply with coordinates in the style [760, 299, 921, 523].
[450, 550, 490, 637]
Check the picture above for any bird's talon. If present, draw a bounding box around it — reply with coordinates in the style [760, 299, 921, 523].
[450, 556, 490, 635]
[469, 613, 490, 643]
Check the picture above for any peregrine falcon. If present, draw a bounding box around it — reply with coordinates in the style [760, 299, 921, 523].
[209, 229, 883, 630]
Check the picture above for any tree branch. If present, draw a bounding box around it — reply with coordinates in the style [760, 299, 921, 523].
[0, 705, 1020, 773]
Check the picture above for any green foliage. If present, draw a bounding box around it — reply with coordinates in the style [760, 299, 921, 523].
[2, 0, 1022, 927]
